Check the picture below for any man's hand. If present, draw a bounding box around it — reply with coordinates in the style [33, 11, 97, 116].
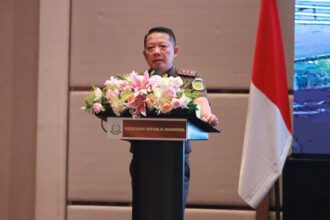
[201, 112, 219, 126]
[193, 97, 219, 126]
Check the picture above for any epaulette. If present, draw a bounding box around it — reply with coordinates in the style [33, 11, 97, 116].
[177, 69, 198, 77]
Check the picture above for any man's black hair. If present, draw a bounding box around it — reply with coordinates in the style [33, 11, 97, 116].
[144, 26, 176, 47]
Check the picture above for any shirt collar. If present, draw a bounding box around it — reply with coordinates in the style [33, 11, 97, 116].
[148, 66, 177, 77]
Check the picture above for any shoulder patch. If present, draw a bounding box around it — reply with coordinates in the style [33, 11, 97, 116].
[177, 69, 198, 77]
[192, 78, 205, 91]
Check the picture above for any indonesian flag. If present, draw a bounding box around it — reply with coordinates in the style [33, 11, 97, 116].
[238, 0, 292, 208]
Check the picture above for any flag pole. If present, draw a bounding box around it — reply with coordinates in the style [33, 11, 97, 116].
[255, 179, 281, 220]
[274, 178, 281, 220]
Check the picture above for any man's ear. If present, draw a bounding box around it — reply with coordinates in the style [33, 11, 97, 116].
[174, 46, 179, 57]
[143, 50, 147, 59]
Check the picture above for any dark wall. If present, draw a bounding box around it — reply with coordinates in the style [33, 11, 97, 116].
[0, 0, 39, 220]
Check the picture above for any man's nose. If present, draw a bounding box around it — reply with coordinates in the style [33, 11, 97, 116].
[153, 46, 161, 54]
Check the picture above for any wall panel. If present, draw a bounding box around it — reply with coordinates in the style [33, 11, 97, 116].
[189, 94, 248, 206]
[35, 0, 70, 220]
[68, 92, 132, 202]
[67, 205, 255, 220]
[70, 0, 294, 90]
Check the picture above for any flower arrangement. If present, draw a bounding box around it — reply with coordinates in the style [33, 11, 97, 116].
[81, 70, 199, 118]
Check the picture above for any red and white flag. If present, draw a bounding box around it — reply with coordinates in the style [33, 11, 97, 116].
[238, 0, 292, 208]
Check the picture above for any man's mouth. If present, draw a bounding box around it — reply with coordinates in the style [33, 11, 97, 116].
[153, 59, 163, 63]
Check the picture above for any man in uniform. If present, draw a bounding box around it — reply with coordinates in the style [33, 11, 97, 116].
[130, 26, 219, 208]
[143, 27, 218, 126]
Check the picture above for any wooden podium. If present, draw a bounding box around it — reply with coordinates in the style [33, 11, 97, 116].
[105, 116, 220, 220]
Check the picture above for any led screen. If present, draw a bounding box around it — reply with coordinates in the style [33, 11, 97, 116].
[293, 0, 330, 154]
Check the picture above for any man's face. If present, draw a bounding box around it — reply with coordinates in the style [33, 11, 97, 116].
[143, 32, 179, 73]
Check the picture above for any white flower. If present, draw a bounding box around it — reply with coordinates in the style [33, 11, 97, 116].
[169, 76, 183, 88]
[179, 94, 191, 109]
[93, 87, 103, 101]
[104, 76, 118, 86]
